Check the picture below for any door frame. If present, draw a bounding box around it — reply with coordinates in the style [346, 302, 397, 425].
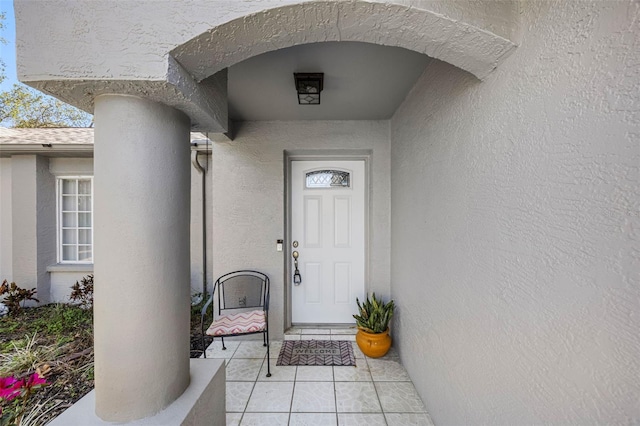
[284, 150, 372, 329]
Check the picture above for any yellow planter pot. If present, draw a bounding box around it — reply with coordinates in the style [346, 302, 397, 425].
[355, 328, 392, 358]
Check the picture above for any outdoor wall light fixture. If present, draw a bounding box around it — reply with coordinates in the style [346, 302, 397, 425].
[294, 73, 324, 105]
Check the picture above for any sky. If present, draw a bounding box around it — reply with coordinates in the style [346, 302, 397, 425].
[0, 0, 18, 92]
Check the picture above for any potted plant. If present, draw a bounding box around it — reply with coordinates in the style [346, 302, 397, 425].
[353, 293, 395, 358]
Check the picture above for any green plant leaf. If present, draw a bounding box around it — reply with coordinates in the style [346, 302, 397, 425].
[352, 293, 394, 333]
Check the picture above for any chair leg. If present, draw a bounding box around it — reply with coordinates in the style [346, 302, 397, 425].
[221, 336, 226, 350]
[263, 332, 267, 347]
[202, 334, 207, 359]
[265, 331, 271, 377]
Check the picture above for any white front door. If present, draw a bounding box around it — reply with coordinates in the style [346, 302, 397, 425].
[291, 160, 366, 324]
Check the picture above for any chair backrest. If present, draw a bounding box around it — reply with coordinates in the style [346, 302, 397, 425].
[215, 270, 269, 314]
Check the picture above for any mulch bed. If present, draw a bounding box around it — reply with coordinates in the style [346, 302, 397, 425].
[1, 304, 208, 424]
[190, 303, 212, 358]
[190, 326, 213, 358]
[0, 305, 94, 424]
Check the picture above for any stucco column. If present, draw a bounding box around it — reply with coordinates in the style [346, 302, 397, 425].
[93, 94, 191, 422]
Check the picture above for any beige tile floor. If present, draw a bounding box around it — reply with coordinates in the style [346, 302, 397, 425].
[204, 327, 434, 426]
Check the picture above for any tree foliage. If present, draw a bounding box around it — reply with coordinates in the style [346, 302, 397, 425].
[0, 85, 93, 128]
[0, 12, 92, 128]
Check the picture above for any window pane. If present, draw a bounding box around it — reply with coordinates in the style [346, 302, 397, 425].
[78, 246, 92, 262]
[79, 229, 91, 245]
[62, 195, 77, 211]
[62, 180, 76, 195]
[78, 180, 91, 195]
[62, 213, 77, 227]
[78, 195, 91, 212]
[59, 177, 93, 263]
[306, 170, 350, 188]
[79, 213, 91, 227]
[63, 229, 77, 244]
[62, 245, 77, 261]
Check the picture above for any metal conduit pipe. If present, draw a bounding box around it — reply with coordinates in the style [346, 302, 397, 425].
[191, 148, 207, 304]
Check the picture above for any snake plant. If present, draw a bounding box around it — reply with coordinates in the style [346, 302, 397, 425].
[353, 293, 395, 333]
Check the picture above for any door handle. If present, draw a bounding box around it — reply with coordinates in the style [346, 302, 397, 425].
[292, 250, 302, 285]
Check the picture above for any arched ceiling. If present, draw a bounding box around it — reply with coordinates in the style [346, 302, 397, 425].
[168, 0, 516, 128]
[227, 42, 431, 121]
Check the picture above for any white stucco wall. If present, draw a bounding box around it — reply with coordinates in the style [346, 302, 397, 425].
[9, 155, 56, 303]
[49, 157, 94, 175]
[93, 95, 192, 421]
[1, 156, 92, 302]
[35, 155, 57, 304]
[0, 158, 12, 282]
[390, 1, 639, 424]
[14, 0, 517, 131]
[48, 268, 92, 303]
[2, 153, 213, 304]
[15, 0, 517, 82]
[211, 121, 391, 338]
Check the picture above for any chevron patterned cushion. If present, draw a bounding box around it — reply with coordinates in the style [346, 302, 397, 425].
[206, 310, 266, 336]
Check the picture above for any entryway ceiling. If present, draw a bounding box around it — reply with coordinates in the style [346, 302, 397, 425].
[228, 42, 430, 121]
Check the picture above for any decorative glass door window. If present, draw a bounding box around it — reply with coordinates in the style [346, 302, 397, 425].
[305, 170, 351, 188]
[58, 178, 93, 263]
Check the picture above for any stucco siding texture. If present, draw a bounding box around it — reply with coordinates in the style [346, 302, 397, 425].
[2, 151, 212, 303]
[390, 1, 639, 425]
[15, 0, 517, 82]
[10, 156, 40, 295]
[211, 121, 391, 339]
[35, 155, 56, 304]
[0, 158, 12, 281]
[14, 0, 517, 132]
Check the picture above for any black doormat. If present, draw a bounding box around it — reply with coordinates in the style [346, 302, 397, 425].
[277, 340, 356, 366]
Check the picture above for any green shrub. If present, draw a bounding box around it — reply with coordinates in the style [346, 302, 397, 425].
[44, 305, 92, 335]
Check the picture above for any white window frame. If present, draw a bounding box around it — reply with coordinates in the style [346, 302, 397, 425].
[56, 176, 94, 264]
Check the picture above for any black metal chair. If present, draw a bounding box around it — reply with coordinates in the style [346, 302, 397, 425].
[201, 270, 271, 377]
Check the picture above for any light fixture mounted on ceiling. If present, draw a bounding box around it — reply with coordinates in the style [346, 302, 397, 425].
[294, 73, 324, 105]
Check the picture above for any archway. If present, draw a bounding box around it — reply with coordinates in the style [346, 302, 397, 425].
[172, 0, 516, 82]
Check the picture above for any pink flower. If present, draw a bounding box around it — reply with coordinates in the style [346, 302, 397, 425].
[0, 373, 47, 402]
[0, 376, 17, 388]
[25, 372, 47, 387]
[0, 376, 23, 401]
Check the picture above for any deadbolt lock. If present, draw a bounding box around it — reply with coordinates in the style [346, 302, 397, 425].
[293, 240, 299, 248]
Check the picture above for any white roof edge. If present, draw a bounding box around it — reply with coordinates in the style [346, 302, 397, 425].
[0, 127, 212, 146]
[0, 143, 212, 157]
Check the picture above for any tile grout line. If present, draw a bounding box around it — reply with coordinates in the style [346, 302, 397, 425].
[226, 338, 425, 425]
[240, 342, 256, 424]
[237, 342, 262, 425]
[366, 356, 392, 426]
[287, 362, 299, 426]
